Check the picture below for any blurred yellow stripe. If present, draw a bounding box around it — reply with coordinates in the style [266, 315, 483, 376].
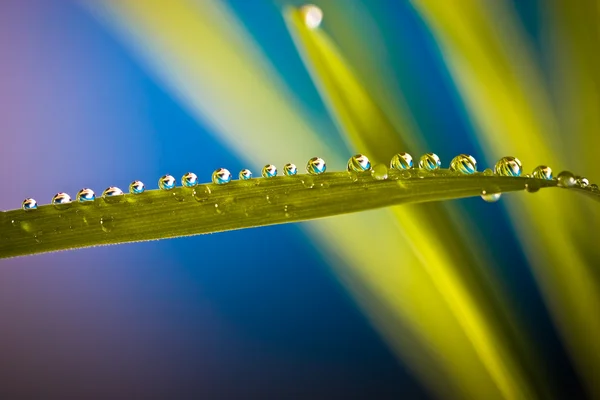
[411, 0, 600, 396]
[285, 8, 537, 399]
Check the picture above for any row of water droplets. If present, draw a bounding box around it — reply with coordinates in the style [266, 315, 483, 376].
[19, 153, 597, 211]
[19, 157, 328, 211]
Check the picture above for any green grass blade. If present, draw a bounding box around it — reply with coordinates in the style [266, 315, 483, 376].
[2, 170, 595, 259]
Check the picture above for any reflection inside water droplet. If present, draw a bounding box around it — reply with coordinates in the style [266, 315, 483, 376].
[159, 175, 176, 190]
[22, 198, 37, 211]
[449, 154, 477, 174]
[390, 153, 413, 170]
[532, 165, 552, 180]
[283, 163, 298, 176]
[262, 164, 278, 178]
[419, 153, 441, 171]
[77, 188, 96, 203]
[557, 171, 576, 188]
[181, 172, 199, 187]
[52, 193, 72, 209]
[239, 169, 253, 180]
[481, 191, 501, 203]
[129, 180, 145, 194]
[306, 157, 326, 175]
[347, 154, 371, 172]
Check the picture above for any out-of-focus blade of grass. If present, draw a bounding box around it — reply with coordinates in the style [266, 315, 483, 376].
[411, 0, 600, 396]
[2, 171, 568, 259]
[285, 7, 539, 400]
[83, 2, 507, 398]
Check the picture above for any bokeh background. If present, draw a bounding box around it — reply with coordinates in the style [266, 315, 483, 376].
[1, 1, 598, 399]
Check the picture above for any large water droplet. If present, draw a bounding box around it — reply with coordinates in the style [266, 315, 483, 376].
[239, 169, 253, 180]
[212, 168, 232, 184]
[129, 180, 145, 194]
[21, 198, 37, 211]
[576, 176, 589, 188]
[531, 165, 552, 180]
[159, 174, 176, 190]
[390, 152, 413, 170]
[306, 157, 326, 175]
[76, 188, 96, 203]
[283, 163, 298, 176]
[449, 154, 477, 174]
[347, 154, 371, 172]
[262, 164, 277, 178]
[481, 191, 501, 203]
[52, 192, 72, 209]
[102, 187, 124, 198]
[181, 172, 198, 187]
[418, 153, 441, 171]
[494, 156, 522, 177]
[100, 215, 115, 233]
[299, 4, 323, 29]
[557, 171, 576, 188]
[371, 164, 388, 180]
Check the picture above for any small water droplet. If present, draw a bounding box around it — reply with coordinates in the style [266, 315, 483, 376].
[262, 164, 278, 178]
[159, 174, 176, 190]
[481, 191, 501, 203]
[449, 154, 477, 174]
[494, 156, 522, 177]
[419, 153, 441, 171]
[299, 4, 323, 29]
[400, 170, 411, 179]
[371, 164, 388, 180]
[102, 187, 124, 203]
[100, 215, 115, 232]
[347, 154, 371, 172]
[172, 190, 186, 202]
[576, 176, 589, 188]
[193, 185, 212, 203]
[306, 157, 326, 175]
[129, 180, 145, 194]
[390, 152, 413, 170]
[283, 163, 298, 176]
[590, 183, 599, 192]
[76, 188, 96, 203]
[557, 171, 576, 188]
[531, 165, 553, 180]
[21, 198, 37, 211]
[347, 170, 358, 182]
[212, 168, 232, 184]
[181, 172, 199, 187]
[239, 169, 253, 180]
[52, 192, 72, 209]
[482, 168, 494, 176]
[302, 176, 315, 189]
[525, 179, 541, 193]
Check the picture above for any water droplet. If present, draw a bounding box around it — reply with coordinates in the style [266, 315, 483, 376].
[306, 157, 326, 175]
[102, 186, 124, 198]
[52, 192, 72, 209]
[590, 183, 599, 192]
[482, 168, 494, 176]
[212, 168, 232, 184]
[371, 164, 388, 180]
[576, 176, 589, 188]
[481, 191, 501, 203]
[76, 188, 96, 203]
[299, 4, 323, 29]
[494, 156, 522, 177]
[262, 164, 278, 178]
[283, 163, 298, 176]
[21, 198, 37, 211]
[419, 153, 441, 171]
[532, 165, 553, 180]
[181, 172, 198, 187]
[449, 154, 477, 174]
[159, 174, 176, 190]
[390, 152, 413, 170]
[557, 171, 576, 188]
[129, 180, 145, 194]
[347, 154, 371, 172]
[302, 176, 315, 189]
[525, 179, 541, 193]
[239, 169, 253, 180]
[193, 185, 212, 203]
[100, 215, 115, 233]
